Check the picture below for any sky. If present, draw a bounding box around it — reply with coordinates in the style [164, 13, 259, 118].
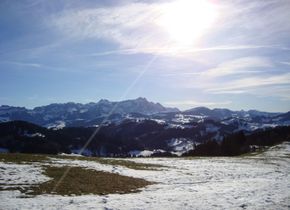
[0, 0, 290, 112]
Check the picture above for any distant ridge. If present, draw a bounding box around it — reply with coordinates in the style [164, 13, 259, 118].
[0, 98, 179, 127]
[0, 98, 289, 128]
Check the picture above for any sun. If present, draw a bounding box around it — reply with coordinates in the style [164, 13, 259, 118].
[157, 0, 218, 47]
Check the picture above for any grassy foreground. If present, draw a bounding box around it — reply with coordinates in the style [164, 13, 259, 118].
[0, 152, 163, 170]
[54, 155, 164, 170]
[0, 153, 157, 196]
[0, 152, 49, 163]
[29, 166, 152, 196]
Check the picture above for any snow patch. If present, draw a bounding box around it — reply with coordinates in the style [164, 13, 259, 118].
[151, 119, 166, 124]
[46, 121, 66, 130]
[0, 163, 50, 188]
[71, 149, 93, 156]
[128, 149, 165, 157]
[23, 132, 45, 138]
[167, 138, 194, 156]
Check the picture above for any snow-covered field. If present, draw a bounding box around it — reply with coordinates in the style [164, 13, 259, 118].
[1, 142, 290, 210]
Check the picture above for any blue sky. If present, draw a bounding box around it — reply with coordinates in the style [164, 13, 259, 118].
[0, 0, 290, 112]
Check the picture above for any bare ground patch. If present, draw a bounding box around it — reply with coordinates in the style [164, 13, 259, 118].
[28, 166, 153, 196]
[0, 153, 155, 196]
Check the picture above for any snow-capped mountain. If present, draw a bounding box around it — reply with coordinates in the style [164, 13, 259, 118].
[183, 106, 280, 120]
[0, 98, 179, 127]
[0, 98, 288, 131]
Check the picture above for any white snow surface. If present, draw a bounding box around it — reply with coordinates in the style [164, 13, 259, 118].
[167, 138, 194, 156]
[23, 132, 45, 138]
[150, 119, 166, 124]
[172, 114, 207, 124]
[128, 150, 154, 157]
[46, 121, 66, 130]
[222, 118, 280, 132]
[70, 148, 93, 156]
[128, 149, 165, 157]
[0, 163, 51, 189]
[1, 142, 290, 210]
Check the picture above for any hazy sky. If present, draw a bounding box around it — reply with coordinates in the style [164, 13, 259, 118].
[0, 0, 290, 111]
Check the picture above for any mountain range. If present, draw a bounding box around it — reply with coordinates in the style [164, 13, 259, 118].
[0, 97, 178, 128]
[0, 97, 289, 157]
[1, 97, 289, 129]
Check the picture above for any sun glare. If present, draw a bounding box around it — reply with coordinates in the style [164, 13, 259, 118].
[158, 0, 218, 47]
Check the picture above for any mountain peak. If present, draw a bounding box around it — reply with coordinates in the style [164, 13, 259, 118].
[185, 106, 211, 113]
[136, 97, 148, 102]
[97, 99, 111, 104]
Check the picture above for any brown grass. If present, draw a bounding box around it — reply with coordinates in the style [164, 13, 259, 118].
[54, 155, 164, 170]
[0, 153, 164, 170]
[0, 153, 49, 163]
[28, 166, 152, 196]
[0, 153, 157, 196]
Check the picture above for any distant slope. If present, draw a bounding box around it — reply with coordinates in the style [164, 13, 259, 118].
[0, 119, 289, 157]
[183, 106, 280, 120]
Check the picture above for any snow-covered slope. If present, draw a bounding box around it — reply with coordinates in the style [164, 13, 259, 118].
[1, 142, 289, 209]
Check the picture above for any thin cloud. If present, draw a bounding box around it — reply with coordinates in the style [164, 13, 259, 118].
[0, 61, 42, 68]
[164, 100, 232, 108]
[202, 56, 273, 78]
[0, 60, 76, 73]
[280, 61, 290, 66]
[174, 56, 290, 101]
[207, 73, 290, 92]
[48, 1, 290, 56]
[255, 86, 290, 101]
[83, 45, 287, 57]
[49, 3, 167, 51]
